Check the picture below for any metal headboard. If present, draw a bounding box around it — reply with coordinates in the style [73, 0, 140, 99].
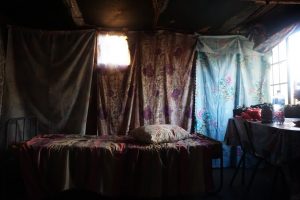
[4, 116, 38, 149]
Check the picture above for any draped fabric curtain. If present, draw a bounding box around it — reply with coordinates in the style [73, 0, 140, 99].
[195, 35, 270, 166]
[0, 30, 4, 119]
[97, 31, 197, 135]
[255, 22, 300, 53]
[2, 27, 96, 136]
[96, 32, 139, 135]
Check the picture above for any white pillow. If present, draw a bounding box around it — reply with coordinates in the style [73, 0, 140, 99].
[129, 124, 190, 144]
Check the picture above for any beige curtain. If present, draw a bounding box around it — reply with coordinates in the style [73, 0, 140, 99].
[3, 26, 96, 136]
[97, 31, 197, 135]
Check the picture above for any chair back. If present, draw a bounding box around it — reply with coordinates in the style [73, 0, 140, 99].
[233, 118, 255, 155]
[4, 117, 38, 149]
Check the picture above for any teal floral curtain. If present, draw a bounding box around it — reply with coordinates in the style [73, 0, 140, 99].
[195, 35, 270, 167]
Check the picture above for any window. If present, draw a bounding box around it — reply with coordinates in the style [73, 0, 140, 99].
[97, 34, 131, 67]
[270, 31, 300, 105]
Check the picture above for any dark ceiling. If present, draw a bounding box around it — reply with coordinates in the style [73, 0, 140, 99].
[1, 0, 300, 37]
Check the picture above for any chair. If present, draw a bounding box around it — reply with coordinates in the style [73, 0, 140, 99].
[0, 116, 38, 200]
[284, 104, 300, 118]
[229, 118, 265, 191]
[230, 118, 289, 198]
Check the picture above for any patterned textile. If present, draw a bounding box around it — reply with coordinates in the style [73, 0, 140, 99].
[17, 134, 221, 200]
[195, 35, 270, 167]
[129, 124, 190, 143]
[97, 31, 197, 135]
[3, 27, 96, 136]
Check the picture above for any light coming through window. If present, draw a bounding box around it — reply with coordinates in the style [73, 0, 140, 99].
[97, 34, 131, 67]
[270, 31, 300, 105]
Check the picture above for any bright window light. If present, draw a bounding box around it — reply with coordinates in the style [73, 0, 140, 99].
[97, 34, 131, 66]
[270, 30, 300, 104]
[288, 31, 300, 84]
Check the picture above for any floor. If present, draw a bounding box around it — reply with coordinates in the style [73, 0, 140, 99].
[206, 167, 289, 200]
[2, 167, 291, 200]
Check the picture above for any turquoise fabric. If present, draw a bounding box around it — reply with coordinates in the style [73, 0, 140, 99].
[195, 35, 270, 167]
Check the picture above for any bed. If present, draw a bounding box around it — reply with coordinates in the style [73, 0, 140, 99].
[16, 132, 222, 200]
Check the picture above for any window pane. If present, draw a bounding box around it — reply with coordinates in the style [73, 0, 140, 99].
[279, 62, 287, 83]
[279, 83, 288, 104]
[272, 64, 280, 84]
[296, 81, 300, 90]
[97, 34, 131, 66]
[279, 40, 287, 61]
[273, 85, 280, 97]
[272, 45, 279, 63]
[269, 67, 273, 85]
[270, 86, 275, 97]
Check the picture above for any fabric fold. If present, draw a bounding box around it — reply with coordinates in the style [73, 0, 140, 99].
[3, 26, 96, 136]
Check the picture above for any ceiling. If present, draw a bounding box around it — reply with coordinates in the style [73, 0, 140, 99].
[1, 0, 300, 37]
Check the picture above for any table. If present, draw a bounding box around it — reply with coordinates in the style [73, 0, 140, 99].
[225, 118, 300, 165]
[225, 118, 300, 199]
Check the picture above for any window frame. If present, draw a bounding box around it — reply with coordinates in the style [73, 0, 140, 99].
[270, 34, 300, 105]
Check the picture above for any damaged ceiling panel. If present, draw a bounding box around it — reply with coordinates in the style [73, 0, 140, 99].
[1, 0, 300, 37]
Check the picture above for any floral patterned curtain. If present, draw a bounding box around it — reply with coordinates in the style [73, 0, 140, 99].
[195, 35, 270, 166]
[96, 32, 138, 135]
[97, 31, 197, 135]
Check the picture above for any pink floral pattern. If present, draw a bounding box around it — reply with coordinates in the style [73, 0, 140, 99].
[165, 64, 174, 75]
[142, 63, 155, 77]
[143, 106, 153, 120]
[139, 32, 196, 129]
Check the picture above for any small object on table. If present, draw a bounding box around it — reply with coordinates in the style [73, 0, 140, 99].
[261, 104, 273, 123]
[234, 107, 261, 121]
[293, 120, 300, 127]
[273, 110, 285, 124]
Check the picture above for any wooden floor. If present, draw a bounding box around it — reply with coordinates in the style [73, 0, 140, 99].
[2, 167, 290, 200]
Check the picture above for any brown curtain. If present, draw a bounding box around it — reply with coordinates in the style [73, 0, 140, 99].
[0, 30, 4, 119]
[97, 31, 197, 135]
[3, 26, 96, 135]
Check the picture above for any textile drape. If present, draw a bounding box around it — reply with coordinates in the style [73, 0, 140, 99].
[255, 23, 300, 53]
[195, 35, 270, 166]
[0, 31, 4, 119]
[96, 32, 138, 135]
[97, 31, 197, 135]
[3, 27, 96, 135]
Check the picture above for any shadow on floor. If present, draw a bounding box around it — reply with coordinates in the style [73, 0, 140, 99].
[2, 167, 290, 200]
